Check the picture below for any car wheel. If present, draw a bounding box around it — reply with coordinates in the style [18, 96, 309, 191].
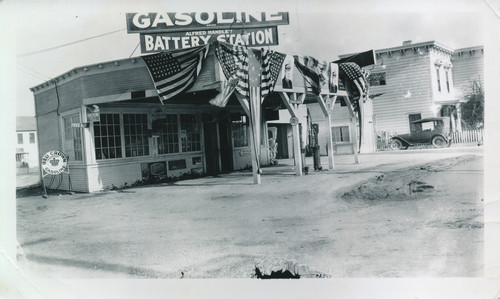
[432, 136, 447, 148]
[390, 139, 403, 150]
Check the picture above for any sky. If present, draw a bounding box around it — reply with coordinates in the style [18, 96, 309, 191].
[3, 0, 495, 117]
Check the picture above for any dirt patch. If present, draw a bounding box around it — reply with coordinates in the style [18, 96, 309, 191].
[339, 155, 476, 202]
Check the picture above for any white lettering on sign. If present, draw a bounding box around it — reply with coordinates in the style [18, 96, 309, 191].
[132, 13, 151, 29]
[127, 12, 289, 33]
[141, 27, 277, 52]
[41, 150, 68, 175]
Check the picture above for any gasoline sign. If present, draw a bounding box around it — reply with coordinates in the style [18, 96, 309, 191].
[41, 150, 68, 175]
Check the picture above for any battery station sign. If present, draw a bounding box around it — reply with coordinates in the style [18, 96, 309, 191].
[127, 12, 289, 52]
[140, 27, 278, 53]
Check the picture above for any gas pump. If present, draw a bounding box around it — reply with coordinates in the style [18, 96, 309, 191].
[310, 123, 322, 171]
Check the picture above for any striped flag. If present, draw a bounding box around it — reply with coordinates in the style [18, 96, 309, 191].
[339, 62, 370, 96]
[141, 45, 209, 104]
[214, 42, 249, 98]
[209, 78, 238, 107]
[293, 55, 328, 94]
[338, 62, 369, 152]
[260, 48, 286, 98]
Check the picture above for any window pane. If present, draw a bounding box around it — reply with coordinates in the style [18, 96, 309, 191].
[63, 114, 83, 161]
[232, 115, 248, 147]
[94, 113, 122, 160]
[123, 113, 150, 157]
[180, 114, 201, 153]
[155, 114, 180, 154]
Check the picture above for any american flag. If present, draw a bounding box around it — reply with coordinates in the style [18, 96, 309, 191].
[209, 78, 239, 107]
[339, 62, 370, 96]
[141, 45, 209, 103]
[293, 55, 328, 94]
[214, 42, 249, 98]
[261, 48, 286, 98]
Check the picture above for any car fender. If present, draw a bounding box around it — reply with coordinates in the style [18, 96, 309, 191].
[431, 134, 450, 142]
[390, 136, 412, 146]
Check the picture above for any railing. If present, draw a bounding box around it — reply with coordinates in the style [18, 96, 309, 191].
[450, 129, 483, 144]
[377, 131, 396, 151]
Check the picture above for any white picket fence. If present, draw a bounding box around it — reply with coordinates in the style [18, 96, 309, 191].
[450, 129, 483, 144]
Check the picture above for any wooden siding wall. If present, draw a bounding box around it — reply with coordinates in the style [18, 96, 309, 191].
[34, 78, 83, 116]
[372, 49, 434, 134]
[36, 112, 89, 192]
[86, 155, 204, 192]
[80, 67, 154, 99]
[429, 48, 456, 103]
[451, 49, 484, 98]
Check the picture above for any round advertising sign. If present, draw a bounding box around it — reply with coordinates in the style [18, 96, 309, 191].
[41, 150, 68, 175]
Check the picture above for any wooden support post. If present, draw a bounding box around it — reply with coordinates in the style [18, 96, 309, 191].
[247, 117, 261, 184]
[317, 95, 336, 169]
[279, 92, 303, 176]
[344, 96, 360, 164]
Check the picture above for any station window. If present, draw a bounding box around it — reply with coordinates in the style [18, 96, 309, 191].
[445, 70, 450, 93]
[94, 114, 122, 160]
[123, 114, 149, 157]
[29, 133, 35, 144]
[155, 114, 179, 154]
[368, 72, 386, 86]
[332, 126, 350, 142]
[232, 115, 248, 148]
[17, 133, 23, 144]
[63, 114, 83, 161]
[436, 68, 441, 92]
[154, 113, 201, 154]
[180, 114, 201, 152]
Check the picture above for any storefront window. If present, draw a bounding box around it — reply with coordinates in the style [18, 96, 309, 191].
[180, 114, 201, 152]
[63, 114, 83, 161]
[332, 126, 350, 142]
[232, 115, 248, 148]
[94, 114, 122, 160]
[155, 114, 179, 154]
[123, 114, 149, 157]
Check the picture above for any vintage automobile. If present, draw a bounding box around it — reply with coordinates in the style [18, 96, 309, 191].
[390, 117, 451, 150]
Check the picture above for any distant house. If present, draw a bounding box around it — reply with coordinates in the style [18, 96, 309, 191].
[307, 41, 484, 155]
[451, 46, 484, 129]
[16, 116, 39, 173]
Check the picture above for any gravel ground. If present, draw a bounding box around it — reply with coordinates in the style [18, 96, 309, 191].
[15, 148, 484, 280]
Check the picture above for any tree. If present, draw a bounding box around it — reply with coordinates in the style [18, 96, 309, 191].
[460, 79, 484, 129]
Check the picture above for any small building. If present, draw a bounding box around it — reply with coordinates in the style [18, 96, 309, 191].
[30, 49, 274, 192]
[16, 116, 39, 174]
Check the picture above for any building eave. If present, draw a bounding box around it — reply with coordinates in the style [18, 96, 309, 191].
[29, 56, 144, 94]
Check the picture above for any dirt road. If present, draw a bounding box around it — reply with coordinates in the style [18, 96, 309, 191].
[16, 148, 483, 279]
